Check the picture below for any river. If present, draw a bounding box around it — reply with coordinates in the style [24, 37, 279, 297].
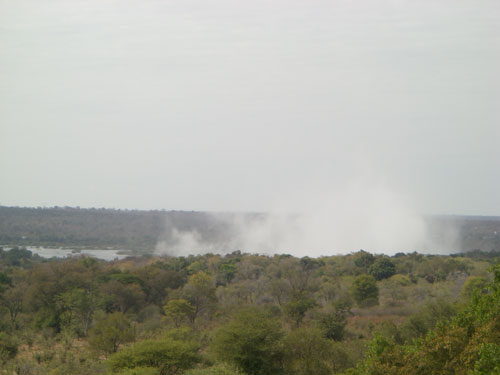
[23, 247, 130, 261]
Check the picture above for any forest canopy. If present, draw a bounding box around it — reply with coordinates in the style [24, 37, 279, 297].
[0, 246, 499, 374]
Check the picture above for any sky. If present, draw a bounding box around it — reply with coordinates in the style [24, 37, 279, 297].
[1, 0, 500, 216]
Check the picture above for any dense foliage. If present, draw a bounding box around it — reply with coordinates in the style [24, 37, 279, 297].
[348, 264, 500, 375]
[0, 246, 499, 374]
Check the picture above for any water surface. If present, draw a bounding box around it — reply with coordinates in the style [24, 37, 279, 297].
[26, 247, 129, 261]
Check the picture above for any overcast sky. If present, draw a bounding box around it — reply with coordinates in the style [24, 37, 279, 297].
[1, 0, 499, 215]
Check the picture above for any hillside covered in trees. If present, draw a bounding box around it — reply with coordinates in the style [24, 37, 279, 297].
[0, 247, 499, 374]
[1, 206, 500, 253]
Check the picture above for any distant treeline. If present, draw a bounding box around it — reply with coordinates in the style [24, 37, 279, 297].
[425, 215, 500, 252]
[0, 206, 260, 251]
[0, 206, 499, 252]
[0, 206, 168, 250]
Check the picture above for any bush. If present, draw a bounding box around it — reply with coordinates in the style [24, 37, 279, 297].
[472, 343, 500, 375]
[462, 276, 489, 299]
[116, 367, 159, 375]
[184, 363, 244, 375]
[108, 339, 200, 375]
[399, 299, 456, 342]
[0, 332, 18, 364]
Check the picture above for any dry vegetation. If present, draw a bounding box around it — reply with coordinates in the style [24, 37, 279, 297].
[1, 246, 499, 374]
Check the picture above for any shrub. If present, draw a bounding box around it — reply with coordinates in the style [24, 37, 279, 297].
[0, 332, 18, 364]
[461, 276, 489, 299]
[108, 339, 200, 375]
[184, 363, 244, 375]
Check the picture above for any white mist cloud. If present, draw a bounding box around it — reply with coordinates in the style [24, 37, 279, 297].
[155, 176, 459, 257]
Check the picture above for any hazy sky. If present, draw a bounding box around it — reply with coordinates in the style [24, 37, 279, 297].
[1, 0, 499, 215]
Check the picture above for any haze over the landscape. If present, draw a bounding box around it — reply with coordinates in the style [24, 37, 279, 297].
[1, 0, 499, 254]
[2, 3, 500, 374]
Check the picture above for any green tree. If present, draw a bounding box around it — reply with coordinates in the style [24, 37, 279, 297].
[163, 299, 195, 328]
[56, 287, 101, 336]
[187, 261, 207, 275]
[284, 291, 316, 328]
[269, 279, 291, 306]
[137, 265, 185, 306]
[283, 257, 321, 293]
[369, 258, 396, 281]
[353, 251, 375, 271]
[283, 327, 334, 375]
[0, 271, 11, 293]
[317, 304, 349, 341]
[88, 312, 135, 355]
[1, 284, 24, 328]
[182, 272, 216, 323]
[101, 280, 146, 313]
[216, 263, 237, 286]
[211, 308, 284, 375]
[351, 274, 379, 307]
